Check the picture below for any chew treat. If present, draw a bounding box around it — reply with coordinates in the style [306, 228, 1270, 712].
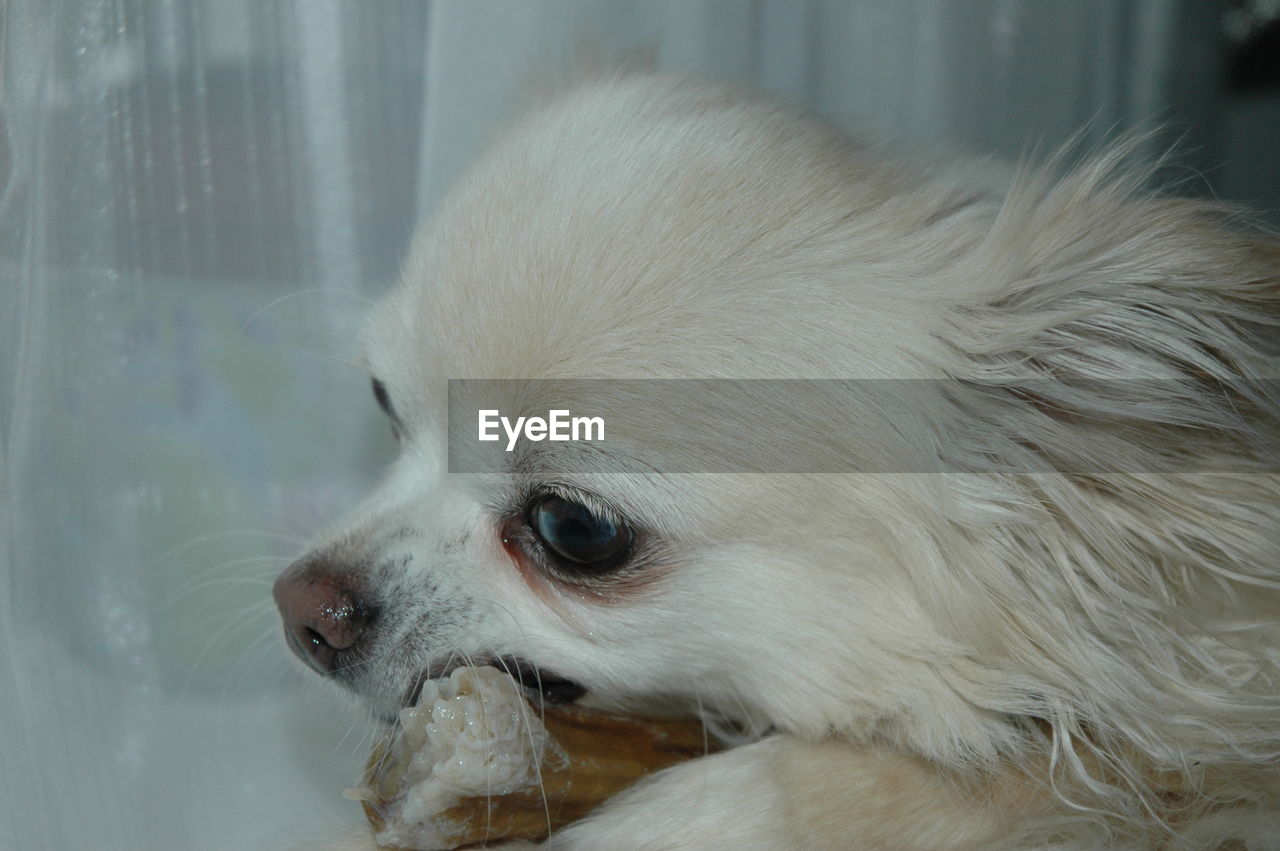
[350, 665, 719, 849]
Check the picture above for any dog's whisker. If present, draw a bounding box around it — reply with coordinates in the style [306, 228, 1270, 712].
[325, 698, 370, 763]
[238, 286, 375, 338]
[459, 649, 499, 845]
[144, 528, 305, 574]
[186, 596, 277, 636]
[183, 602, 280, 701]
[692, 681, 712, 759]
[216, 622, 284, 720]
[158, 567, 280, 610]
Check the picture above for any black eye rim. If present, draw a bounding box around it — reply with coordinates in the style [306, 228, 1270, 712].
[525, 493, 635, 574]
[371, 377, 394, 416]
[370, 377, 402, 439]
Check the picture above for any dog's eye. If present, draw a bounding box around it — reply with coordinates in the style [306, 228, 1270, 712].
[371, 377, 401, 440]
[530, 495, 632, 567]
[371, 378, 393, 417]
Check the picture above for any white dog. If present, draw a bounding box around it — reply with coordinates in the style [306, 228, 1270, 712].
[275, 72, 1280, 849]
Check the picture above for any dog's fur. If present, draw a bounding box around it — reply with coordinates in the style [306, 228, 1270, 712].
[289, 72, 1280, 849]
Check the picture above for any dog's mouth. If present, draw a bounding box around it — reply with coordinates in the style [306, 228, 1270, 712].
[403, 655, 586, 709]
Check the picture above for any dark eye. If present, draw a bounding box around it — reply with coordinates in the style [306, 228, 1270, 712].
[371, 377, 401, 439]
[530, 495, 632, 567]
[371, 378, 393, 417]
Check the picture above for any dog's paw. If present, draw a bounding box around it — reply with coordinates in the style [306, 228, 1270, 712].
[543, 736, 794, 850]
[543, 734, 1045, 850]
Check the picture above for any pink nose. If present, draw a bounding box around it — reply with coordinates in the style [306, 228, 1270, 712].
[272, 559, 371, 675]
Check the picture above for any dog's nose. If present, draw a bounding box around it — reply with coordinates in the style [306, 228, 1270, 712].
[272, 558, 372, 675]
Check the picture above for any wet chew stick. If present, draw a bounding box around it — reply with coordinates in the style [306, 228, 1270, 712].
[350, 666, 719, 850]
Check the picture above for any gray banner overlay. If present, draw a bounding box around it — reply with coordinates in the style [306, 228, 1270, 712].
[447, 379, 1279, 474]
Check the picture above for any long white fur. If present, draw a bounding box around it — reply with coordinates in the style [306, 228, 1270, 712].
[299, 71, 1280, 849]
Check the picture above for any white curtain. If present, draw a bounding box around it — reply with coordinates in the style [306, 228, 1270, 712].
[0, 2, 1224, 848]
[415, 0, 1224, 214]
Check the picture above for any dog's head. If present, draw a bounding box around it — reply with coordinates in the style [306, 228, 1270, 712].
[274, 73, 1279, 775]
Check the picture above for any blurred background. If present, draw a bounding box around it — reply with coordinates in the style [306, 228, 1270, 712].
[2, 1, 1277, 848]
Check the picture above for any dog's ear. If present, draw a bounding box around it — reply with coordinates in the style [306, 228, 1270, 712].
[928, 151, 1280, 805]
[936, 146, 1280, 598]
[943, 148, 1279, 479]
